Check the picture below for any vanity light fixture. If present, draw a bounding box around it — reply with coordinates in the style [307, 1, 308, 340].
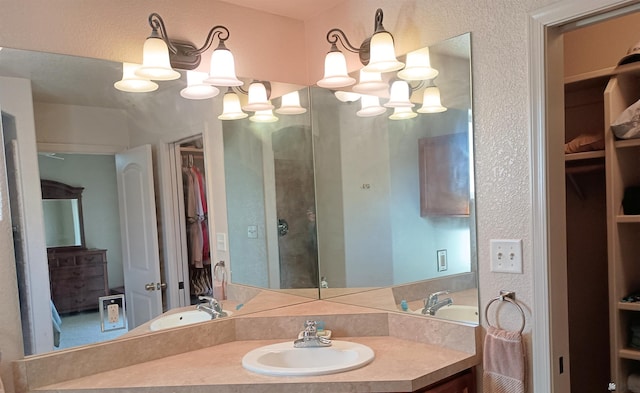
[389, 106, 417, 120]
[218, 89, 248, 120]
[180, 71, 220, 99]
[114, 62, 159, 93]
[352, 69, 388, 94]
[417, 81, 447, 113]
[397, 47, 439, 81]
[356, 95, 387, 117]
[135, 13, 242, 87]
[243, 81, 274, 111]
[334, 91, 362, 102]
[276, 91, 307, 115]
[384, 80, 415, 108]
[318, 8, 403, 89]
[249, 107, 279, 123]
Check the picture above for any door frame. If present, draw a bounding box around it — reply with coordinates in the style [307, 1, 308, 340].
[529, 0, 640, 391]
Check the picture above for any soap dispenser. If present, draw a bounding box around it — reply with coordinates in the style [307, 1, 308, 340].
[213, 261, 227, 300]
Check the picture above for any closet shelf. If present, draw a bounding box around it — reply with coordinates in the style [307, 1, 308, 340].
[616, 215, 640, 223]
[564, 150, 605, 161]
[619, 348, 640, 361]
[618, 302, 640, 311]
[615, 138, 640, 149]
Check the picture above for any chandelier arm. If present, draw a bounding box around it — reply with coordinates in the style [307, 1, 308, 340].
[148, 13, 178, 54]
[185, 26, 231, 56]
[326, 28, 360, 53]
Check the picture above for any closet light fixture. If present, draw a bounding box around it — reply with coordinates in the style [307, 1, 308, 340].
[356, 95, 386, 117]
[218, 90, 248, 120]
[418, 82, 447, 113]
[180, 71, 220, 100]
[135, 13, 242, 86]
[114, 62, 159, 93]
[276, 91, 307, 115]
[318, 9, 404, 89]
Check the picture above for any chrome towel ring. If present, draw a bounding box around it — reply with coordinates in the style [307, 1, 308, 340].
[484, 290, 526, 334]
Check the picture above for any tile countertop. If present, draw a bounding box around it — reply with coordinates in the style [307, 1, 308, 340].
[15, 301, 481, 393]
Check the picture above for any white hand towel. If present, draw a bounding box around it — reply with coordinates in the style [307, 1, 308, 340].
[483, 326, 526, 393]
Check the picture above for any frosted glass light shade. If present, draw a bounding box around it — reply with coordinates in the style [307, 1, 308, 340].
[389, 106, 417, 120]
[385, 80, 414, 108]
[218, 92, 248, 120]
[363, 32, 404, 73]
[276, 91, 307, 114]
[356, 95, 386, 117]
[114, 62, 159, 93]
[397, 48, 439, 81]
[334, 91, 361, 102]
[418, 86, 447, 113]
[317, 51, 356, 88]
[250, 108, 279, 123]
[353, 70, 388, 93]
[180, 71, 220, 99]
[205, 48, 243, 87]
[135, 37, 181, 81]
[243, 82, 274, 111]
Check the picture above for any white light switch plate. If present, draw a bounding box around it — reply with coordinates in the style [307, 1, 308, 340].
[490, 239, 523, 273]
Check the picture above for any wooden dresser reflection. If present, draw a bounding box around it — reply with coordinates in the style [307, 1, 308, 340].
[48, 248, 109, 314]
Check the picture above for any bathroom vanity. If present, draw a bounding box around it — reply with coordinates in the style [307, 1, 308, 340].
[13, 300, 480, 393]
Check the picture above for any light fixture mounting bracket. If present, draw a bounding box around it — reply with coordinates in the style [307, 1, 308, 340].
[168, 41, 201, 70]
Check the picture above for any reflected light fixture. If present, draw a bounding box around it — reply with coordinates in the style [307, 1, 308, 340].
[250, 106, 279, 123]
[318, 9, 403, 89]
[180, 71, 220, 99]
[334, 91, 362, 102]
[389, 106, 417, 120]
[135, 13, 242, 87]
[218, 89, 248, 120]
[418, 82, 447, 113]
[276, 91, 307, 115]
[243, 81, 274, 112]
[397, 47, 439, 81]
[385, 80, 414, 108]
[352, 69, 387, 94]
[357, 95, 387, 117]
[114, 62, 159, 93]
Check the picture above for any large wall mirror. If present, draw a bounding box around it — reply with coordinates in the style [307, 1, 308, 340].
[0, 32, 475, 356]
[41, 179, 86, 249]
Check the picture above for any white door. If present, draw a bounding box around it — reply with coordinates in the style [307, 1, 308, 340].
[116, 144, 162, 329]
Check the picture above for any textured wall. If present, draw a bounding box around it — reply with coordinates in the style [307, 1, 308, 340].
[0, 0, 565, 392]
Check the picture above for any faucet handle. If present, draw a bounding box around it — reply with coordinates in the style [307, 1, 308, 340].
[425, 290, 450, 307]
[302, 320, 318, 337]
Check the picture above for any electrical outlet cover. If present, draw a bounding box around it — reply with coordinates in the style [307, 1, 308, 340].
[490, 239, 523, 273]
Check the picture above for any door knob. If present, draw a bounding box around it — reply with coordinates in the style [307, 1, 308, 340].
[157, 282, 167, 290]
[144, 283, 156, 291]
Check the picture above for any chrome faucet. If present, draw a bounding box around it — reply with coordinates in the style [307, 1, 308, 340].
[294, 320, 332, 348]
[423, 290, 453, 315]
[196, 295, 227, 319]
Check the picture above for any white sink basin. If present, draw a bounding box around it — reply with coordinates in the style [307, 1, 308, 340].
[242, 340, 375, 376]
[149, 309, 233, 331]
[414, 305, 479, 324]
